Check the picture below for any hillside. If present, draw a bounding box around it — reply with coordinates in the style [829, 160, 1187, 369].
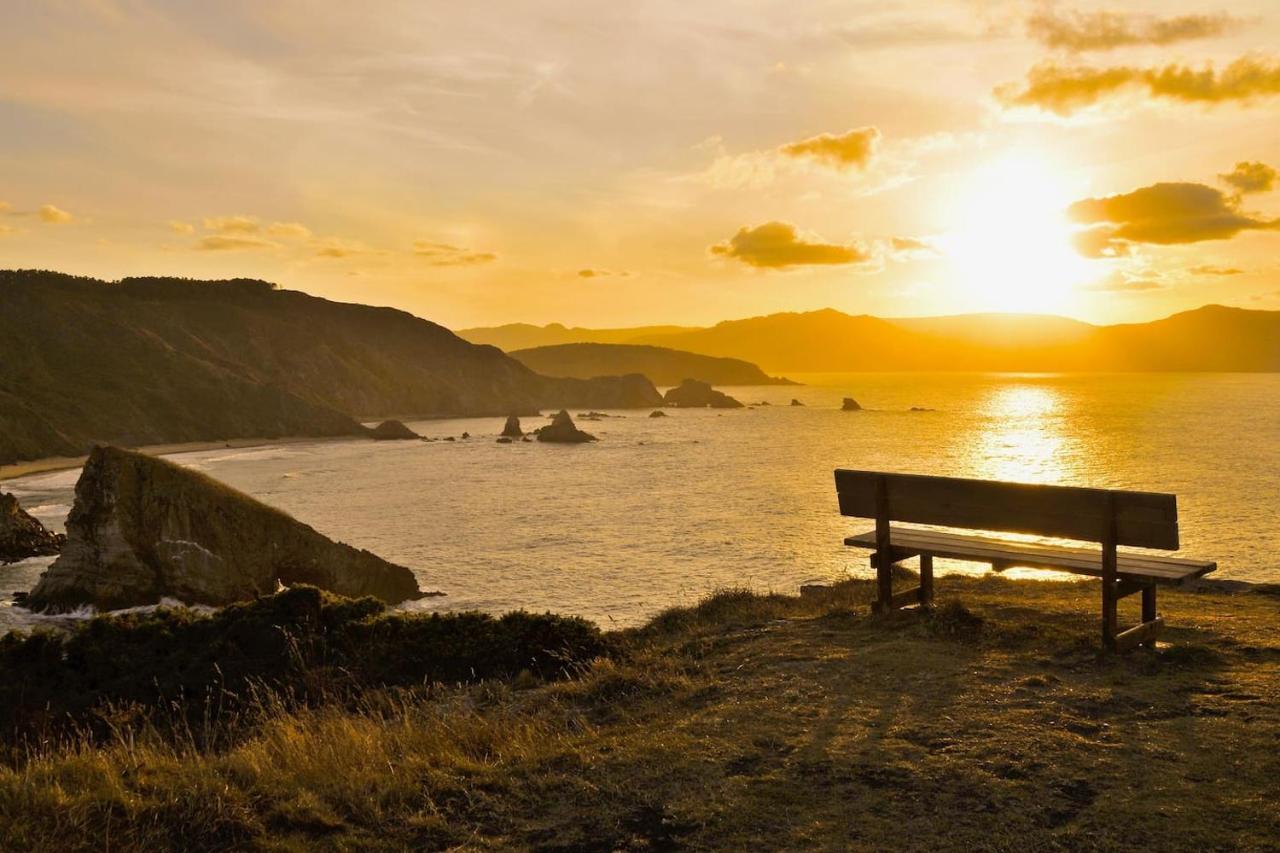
[2, 577, 1277, 849]
[509, 343, 797, 386]
[466, 306, 1280, 373]
[0, 271, 661, 465]
[457, 321, 699, 351]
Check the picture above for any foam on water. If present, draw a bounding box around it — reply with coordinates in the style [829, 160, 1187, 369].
[2, 373, 1277, 630]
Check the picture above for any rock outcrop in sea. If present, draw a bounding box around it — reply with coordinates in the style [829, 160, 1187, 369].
[501, 415, 524, 438]
[24, 446, 427, 612]
[536, 411, 597, 443]
[0, 493, 63, 564]
[369, 419, 421, 440]
[790, 399, 804, 407]
[663, 379, 744, 409]
[649, 410, 668, 418]
[842, 397, 862, 411]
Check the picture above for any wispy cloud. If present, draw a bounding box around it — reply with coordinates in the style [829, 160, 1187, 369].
[38, 204, 73, 224]
[412, 240, 497, 266]
[1219, 161, 1277, 195]
[996, 56, 1280, 116]
[196, 234, 278, 251]
[1026, 8, 1237, 53]
[202, 215, 261, 234]
[778, 126, 880, 171]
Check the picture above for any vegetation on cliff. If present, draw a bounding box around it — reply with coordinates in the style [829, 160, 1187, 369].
[0, 575, 1276, 850]
[0, 270, 661, 465]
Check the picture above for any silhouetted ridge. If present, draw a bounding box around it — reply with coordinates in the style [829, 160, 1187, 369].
[0, 270, 660, 464]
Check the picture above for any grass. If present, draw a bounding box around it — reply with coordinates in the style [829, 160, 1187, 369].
[0, 575, 1278, 850]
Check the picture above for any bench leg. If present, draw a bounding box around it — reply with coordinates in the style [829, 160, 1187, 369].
[919, 554, 934, 608]
[1141, 585, 1158, 649]
[1101, 578, 1118, 653]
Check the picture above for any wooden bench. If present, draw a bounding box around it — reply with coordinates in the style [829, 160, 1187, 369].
[834, 470, 1217, 652]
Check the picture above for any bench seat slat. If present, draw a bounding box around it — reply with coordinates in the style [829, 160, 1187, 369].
[845, 526, 1215, 585]
[852, 527, 1201, 576]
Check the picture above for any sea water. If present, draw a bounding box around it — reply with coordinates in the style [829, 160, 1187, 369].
[2, 373, 1277, 632]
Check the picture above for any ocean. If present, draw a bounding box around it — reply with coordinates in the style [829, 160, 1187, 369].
[3, 373, 1278, 633]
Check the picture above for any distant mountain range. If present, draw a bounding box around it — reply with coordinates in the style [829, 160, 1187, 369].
[509, 343, 797, 387]
[460, 306, 1280, 372]
[0, 271, 661, 465]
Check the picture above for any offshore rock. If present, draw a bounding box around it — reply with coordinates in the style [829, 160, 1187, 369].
[663, 379, 744, 409]
[25, 446, 426, 612]
[842, 397, 862, 411]
[0, 492, 63, 564]
[501, 415, 524, 438]
[790, 399, 805, 407]
[649, 410, 668, 418]
[536, 411, 597, 444]
[369, 419, 421, 440]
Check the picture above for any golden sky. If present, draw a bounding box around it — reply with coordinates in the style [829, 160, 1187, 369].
[1, 0, 1278, 328]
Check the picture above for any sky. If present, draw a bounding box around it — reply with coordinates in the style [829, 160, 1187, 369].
[1, 0, 1278, 329]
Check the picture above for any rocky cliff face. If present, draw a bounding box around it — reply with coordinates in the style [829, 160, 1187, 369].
[0, 271, 662, 465]
[0, 493, 63, 564]
[25, 447, 426, 612]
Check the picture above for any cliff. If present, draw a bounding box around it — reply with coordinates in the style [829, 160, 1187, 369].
[25, 446, 425, 611]
[509, 343, 796, 386]
[0, 270, 661, 465]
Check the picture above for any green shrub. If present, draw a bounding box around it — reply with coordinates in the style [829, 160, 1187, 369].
[0, 586, 607, 745]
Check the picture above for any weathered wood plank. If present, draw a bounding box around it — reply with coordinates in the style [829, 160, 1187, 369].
[890, 586, 923, 609]
[835, 469, 1179, 549]
[1115, 617, 1164, 652]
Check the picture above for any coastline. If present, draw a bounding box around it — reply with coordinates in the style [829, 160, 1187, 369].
[0, 434, 364, 483]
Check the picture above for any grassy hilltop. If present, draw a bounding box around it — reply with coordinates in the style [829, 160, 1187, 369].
[0, 576, 1277, 851]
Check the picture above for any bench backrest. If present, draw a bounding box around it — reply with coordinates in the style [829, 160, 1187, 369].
[834, 470, 1179, 550]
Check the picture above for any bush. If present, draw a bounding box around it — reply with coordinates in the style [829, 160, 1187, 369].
[0, 586, 607, 745]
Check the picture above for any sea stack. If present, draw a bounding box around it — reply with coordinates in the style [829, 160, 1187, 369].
[537, 411, 597, 443]
[0, 492, 63, 564]
[790, 399, 804, 407]
[663, 379, 744, 409]
[501, 415, 524, 437]
[369, 419, 421, 440]
[649, 410, 668, 418]
[24, 446, 427, 612]
[842, 397, 862, 411]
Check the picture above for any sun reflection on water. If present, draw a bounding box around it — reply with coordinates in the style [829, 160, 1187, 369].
[972, 384, 1073, 485]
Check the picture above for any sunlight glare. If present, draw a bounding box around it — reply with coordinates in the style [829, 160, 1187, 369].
[937, 153, 1100, 314]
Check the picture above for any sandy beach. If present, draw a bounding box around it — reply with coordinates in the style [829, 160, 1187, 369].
[0, 435, 363, 483]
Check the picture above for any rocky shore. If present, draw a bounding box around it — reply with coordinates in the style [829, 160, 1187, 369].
[25, 446, 428, 612]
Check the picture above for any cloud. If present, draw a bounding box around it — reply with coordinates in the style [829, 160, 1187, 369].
[889, 236, 937, 254]
[1067, 181, 1277, 256]
[1219, 161, 1277, 194]
[1189, 264, 1244, 276]
[709, 221, 873, 269]
[313, 238, 373, 258]
[202, 215, 260, 234]
[267, 221, 313, 239]
[1084, 271, 1164, 291]
[996, 56, 1280, 116]
[0, 224, 14, 236]
[1026, 8, 1236, 52]
[196, 234, 278, 251]
[412, 240, 497, 266]
[39, 204, 73, 224]
[577, 268, 631, 279]
[778, 126, 880, 170]
[169, 220, 196, 234]
[0, 201, 10, 213]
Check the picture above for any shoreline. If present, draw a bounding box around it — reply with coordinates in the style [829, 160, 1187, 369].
[0, 434, 364, 483]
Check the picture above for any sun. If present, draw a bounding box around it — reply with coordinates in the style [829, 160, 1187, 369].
[936, 152, 1101, 314]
